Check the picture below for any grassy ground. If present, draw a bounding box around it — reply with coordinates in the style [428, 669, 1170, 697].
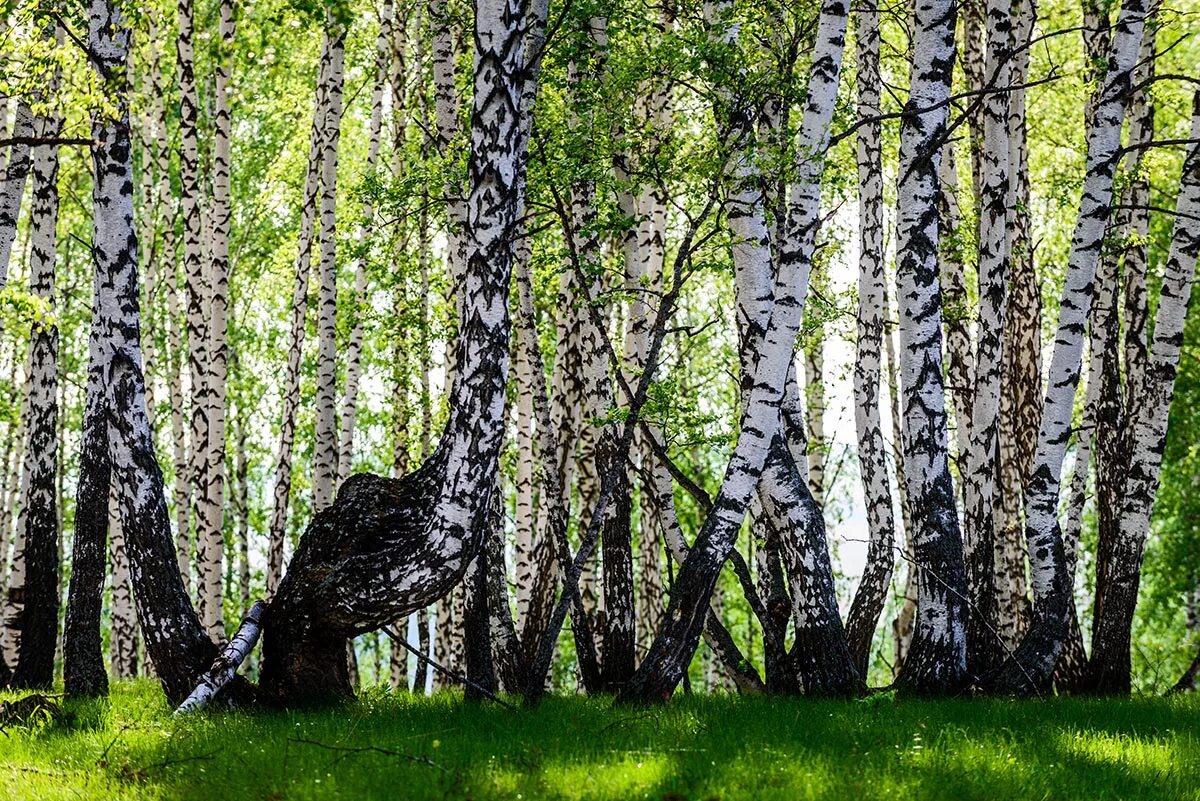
[2, 681, 1199, 800]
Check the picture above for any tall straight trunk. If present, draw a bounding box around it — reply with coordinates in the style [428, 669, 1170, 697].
[0, 100, 33, 286]
[892, 0, 968, 696]
[109, 489, 139, 679]
[986, 0, 1146, 693]
[178, 0, 214, 632]
[337, 2, 393, 486]
[311, 24, 347, 513]
[619, 0, 849, 704]
[193, 0, 236, 641]
[995, 0, 1039, 655]
[144, 15, 191, 590]
[266, 36, 335, 596]
[86, 0, 216, 704]
[63, 360, 110, 697]
[10, 96, 62, 689]
[844, 0, 895, 677]
[961, 0, 1012, 677]
[234, 408, 250, 610]
[1088, 97, 1200, 694]
[938, 145, 974, 466]
[804, 340, 826, 505]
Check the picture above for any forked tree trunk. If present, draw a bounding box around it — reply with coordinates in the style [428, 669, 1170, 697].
[259, 0, 535, 706]
[844, 0, 895, 678]
[618, 0, 849, 704]
[1088, 96, 1200, 694]
[985, 0, 1147, 694]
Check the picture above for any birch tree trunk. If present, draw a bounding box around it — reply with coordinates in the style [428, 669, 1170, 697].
[619, 0, 850, 704]
[1088, 96, 1200, 694]
[109, 489, 139, 679]
[86, 0, 217, 704]
[961, 0, 1012, 677]
[986, 0, 1147, 693]
[844, 0, 895, 677]
[311, 23, 347, 513]
[259, 0, 535, 705]
[994, 0, 1039, 654]
[10, 93, 62, 689]
[194, 0, 236, 641]
[0, 100, 33, 285]
[892, 0, 969, 695]
[266, 36, 334, 597]
[337, 2, 393, 488]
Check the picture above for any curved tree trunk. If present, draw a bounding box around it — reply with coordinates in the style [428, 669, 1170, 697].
[259, 0, 535, 706]
[985, 0, 1146, 694]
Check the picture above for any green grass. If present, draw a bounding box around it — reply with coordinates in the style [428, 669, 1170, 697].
[3, 681, 1199, 800]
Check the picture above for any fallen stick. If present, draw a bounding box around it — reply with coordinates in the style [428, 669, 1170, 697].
[382, 625, 515, 710]
[175, 600, 266, 715]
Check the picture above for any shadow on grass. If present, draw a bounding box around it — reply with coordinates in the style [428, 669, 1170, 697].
[5, 682, 1199, 801]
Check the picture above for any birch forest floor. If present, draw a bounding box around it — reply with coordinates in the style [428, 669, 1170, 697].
[4, 682, 1200, 800]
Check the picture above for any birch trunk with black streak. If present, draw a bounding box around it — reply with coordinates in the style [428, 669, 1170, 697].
[196, 0, 236, 641]
[109, 489, 139, 679]
[618, 0, 850, 704]
[985, 0, 1146, 694]
[10, 94, 62, 689]
[844, 0, 895, 677]
[995, 0, 1039, 654]
[961, 0, 1011, 677]
[1088, 96, 1200, 695]
[0, 100, 32, 286]
[892, 0, 969, 695]
[259, 0, 532, 706]
[312, 23, 347, 513]
[86, 0, 217, 704]
[337, 3, 392, 488]
[266, 37, 334, 597]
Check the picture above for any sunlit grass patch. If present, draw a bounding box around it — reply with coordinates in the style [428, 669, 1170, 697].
[2, 682, 1199, 800]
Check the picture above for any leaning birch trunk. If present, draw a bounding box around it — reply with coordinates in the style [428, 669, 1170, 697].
[87, 0, 217, 705]
[175, 601, 266, 714]
[844, 0, 895, 678]
[1088, 96, 1200, 695]
[618, 0, 850, 704]
[961, 0, 1012, 677]
[892, 0, 969, 695]
[266, 37, 334, 597]
[985, 0, 1147, 694]
[10, 95, 62, 689]
[258, 0, 533, 706]
[311, 23, 347, 513]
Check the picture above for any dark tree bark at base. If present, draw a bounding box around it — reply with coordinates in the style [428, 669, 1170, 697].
[260, 464, 477, 706]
